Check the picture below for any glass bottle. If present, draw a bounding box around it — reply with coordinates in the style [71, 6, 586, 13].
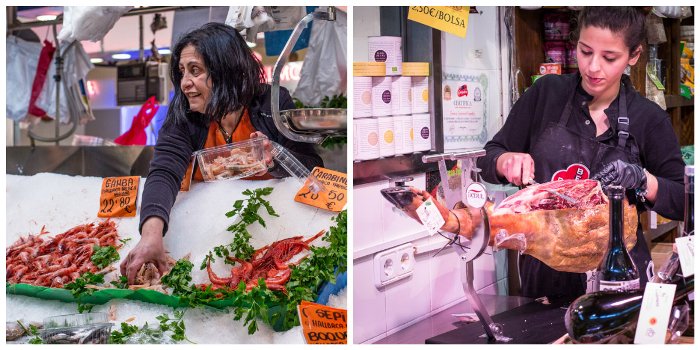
[597, 185, 640, 291]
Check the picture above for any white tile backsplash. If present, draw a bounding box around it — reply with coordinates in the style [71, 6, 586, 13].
[353, 182, 385, 253]
[353, 256, 388, 343]
[429, 247, 467, 311]
[384, 253, 432, 331]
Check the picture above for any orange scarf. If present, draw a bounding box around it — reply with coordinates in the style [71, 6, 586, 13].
[180, 109, 272, 191]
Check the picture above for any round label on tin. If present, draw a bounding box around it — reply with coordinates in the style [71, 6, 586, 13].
[420, 127, 430, 139]
[368, 132, 378, 146]
[465, 183, 487, 208]
[374, 50, 388, 62]
[382, 90, 392, 104]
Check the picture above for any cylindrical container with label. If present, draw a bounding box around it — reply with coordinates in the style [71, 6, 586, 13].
[371, 76, 393, 117]
[353, 117, 380, 161]
[394, 114, 413, 155]
[392, 115, 406, 155]
[412, 113, 431, 152]
[368, 36, 402, 76]
[411, 76, 429, 114]
[377, 116, 395, 158]
[354, 76, 373, 118]
[391, 76, 412, 116]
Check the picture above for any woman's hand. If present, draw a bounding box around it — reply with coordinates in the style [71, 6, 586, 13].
[496, 152, 535, 186]
[251, 131, 274, 176]
[120, 217, 169, 285]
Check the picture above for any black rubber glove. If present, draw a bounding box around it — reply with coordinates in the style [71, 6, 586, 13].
[592, 160, 647, 191]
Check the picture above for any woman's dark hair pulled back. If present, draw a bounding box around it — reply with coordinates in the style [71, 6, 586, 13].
[573, 7, 649, 56]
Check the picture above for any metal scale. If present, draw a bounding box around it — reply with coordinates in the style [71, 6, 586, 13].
[266, 6, 346, 192]
[270, 6, 347, 144]
[421, 149, 511, 343]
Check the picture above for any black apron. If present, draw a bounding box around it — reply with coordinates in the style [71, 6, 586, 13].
[521, 78, 652, 299]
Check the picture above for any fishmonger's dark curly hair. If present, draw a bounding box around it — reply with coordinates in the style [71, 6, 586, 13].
[164, 22, 266, 127]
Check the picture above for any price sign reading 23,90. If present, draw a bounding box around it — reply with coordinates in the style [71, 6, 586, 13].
[294, 167, 347, 212]
[98, 176, 140, 218]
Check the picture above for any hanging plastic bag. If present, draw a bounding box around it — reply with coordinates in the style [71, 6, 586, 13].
[58, 6, 132, 43]
[28, 40, 56, 118]
[6, 36, 42, 122]
[114, 96, 160, 145]
[35, 41, 94, 124]
[292, 9, 347, 106]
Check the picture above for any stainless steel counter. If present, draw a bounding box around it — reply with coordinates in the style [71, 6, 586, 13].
[6, 146, 154, 177]
[375, 294, 533, 344]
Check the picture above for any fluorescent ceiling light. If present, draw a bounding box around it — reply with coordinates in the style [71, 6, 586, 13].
[36, 15, 57, 21]
[111, 53, 131, 60]
[90, 58, 104, 63]
[158, 48, 171, 55]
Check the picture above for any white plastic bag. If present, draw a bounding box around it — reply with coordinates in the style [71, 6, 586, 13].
[35, 42, 94, 124]
[292, 9, 347, 107]
[58, 6, 132, 43]
[6, 36, 42, 121]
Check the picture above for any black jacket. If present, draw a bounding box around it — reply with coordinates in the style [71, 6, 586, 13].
[477, 73, 685, 221]
[140, 85, 323, 234]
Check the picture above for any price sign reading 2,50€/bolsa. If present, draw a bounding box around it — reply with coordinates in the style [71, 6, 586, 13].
[98, 176, 140, 218]
[294, 167, 347, 212]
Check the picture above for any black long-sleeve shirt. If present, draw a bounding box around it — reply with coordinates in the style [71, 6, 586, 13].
[139, 86, 323, 234]
[476, 73, 685, 220]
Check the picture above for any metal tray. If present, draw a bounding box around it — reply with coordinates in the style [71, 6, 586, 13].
[282, 108, 347, 132]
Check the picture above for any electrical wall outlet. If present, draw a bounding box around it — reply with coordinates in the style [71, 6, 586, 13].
[373, 243, 415, 288]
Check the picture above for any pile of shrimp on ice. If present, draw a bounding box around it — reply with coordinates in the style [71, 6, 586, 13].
[6, 220, 121, 288]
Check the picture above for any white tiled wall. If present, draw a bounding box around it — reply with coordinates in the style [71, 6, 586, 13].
[353, 172, 509, 343]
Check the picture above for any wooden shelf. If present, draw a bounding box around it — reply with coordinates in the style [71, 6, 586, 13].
[665, 94, 694, 108]
[644, 220, 679, 243]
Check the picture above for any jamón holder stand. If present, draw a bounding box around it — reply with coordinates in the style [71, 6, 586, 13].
[422, 149, 509, 342]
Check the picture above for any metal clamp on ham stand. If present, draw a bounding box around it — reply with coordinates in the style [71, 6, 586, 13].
[421, 149, 510, 343]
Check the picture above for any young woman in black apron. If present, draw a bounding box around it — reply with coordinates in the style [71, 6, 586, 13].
[477, 7, 685, 299]
[394, 7, 684, 300]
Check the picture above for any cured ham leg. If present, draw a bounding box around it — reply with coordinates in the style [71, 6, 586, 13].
[486, 180, 638, 273]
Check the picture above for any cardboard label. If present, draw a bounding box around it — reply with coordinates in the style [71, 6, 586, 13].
[416, 198, 445, 236]
[353, 62, 387, 76]
[675, 236, 694, 277]
[408, 6, 470, 38]
[98, 176, 140, 217]
[634, 282, 676, 344]
[294, 167, 347, 212]
[402, 62, 430, 76]
[298, 301, 347, 344]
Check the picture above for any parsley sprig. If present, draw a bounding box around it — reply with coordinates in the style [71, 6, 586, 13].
[202, 187, 278, 268]
[109, 310, 193, 344]
[91, 245, 120, 269]
[64, 272, 105, 313]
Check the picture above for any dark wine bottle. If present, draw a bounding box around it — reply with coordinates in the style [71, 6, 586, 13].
[565, 275, 694, 343]
[597, 185, 639, 291]
[681, 165, 694, 237]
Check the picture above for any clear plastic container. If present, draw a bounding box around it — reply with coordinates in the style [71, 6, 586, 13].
[41, 313, 112, 344]
[196, 138, 268, 182]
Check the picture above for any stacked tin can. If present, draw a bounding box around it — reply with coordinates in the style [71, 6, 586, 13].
[353, 36, 432, 162]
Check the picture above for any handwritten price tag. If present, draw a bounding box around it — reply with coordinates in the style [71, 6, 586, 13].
[297, 300, 347, 344]
[97, 176, 140, 218]
[294, 167, 347, 212]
